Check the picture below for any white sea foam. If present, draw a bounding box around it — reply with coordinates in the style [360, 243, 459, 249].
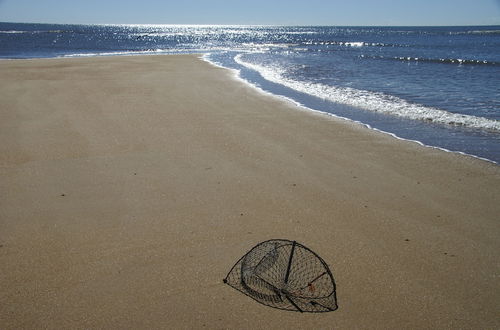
[0, 30, 64, 34]
[60, 48, 232, 58]
[61, 50, 166, 57]
[344, 41, 364, 47]
[0, 30, 27, 34]
[234, 54, 500, 132]
[304, 41, 390, 47]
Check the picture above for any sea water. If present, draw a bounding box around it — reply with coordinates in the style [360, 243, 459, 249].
[1, 23, 499, 162]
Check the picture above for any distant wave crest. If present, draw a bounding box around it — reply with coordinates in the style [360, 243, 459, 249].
[303, 40, 401, 47]
[360, 54, 500, 66]
[0, 30, 65, 34]
[450, 30, 500, 35]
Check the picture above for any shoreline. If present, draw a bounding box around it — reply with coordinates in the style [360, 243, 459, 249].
[2, 51, 499, 164]
[1, 54, 499, 329]
[208, 53, 500, 164]
[202, 53, 500, 166]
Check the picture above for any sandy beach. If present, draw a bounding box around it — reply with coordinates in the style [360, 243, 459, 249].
[1, 54, 499, 329]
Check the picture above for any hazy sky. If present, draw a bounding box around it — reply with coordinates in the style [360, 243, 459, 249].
[0, 0, 499, 26]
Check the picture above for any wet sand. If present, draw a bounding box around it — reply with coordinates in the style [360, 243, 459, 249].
[1, 55, 499, 329]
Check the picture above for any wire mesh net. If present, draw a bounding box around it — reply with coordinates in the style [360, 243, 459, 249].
[224, 239, 338, 312]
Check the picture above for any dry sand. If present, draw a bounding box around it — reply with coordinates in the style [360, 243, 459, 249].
[0, 55, 499, 329]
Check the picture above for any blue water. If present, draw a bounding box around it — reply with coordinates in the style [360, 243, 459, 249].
[2, 22, 499, 162]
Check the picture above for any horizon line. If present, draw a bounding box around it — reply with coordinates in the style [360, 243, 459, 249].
[1, 20, 499, 28]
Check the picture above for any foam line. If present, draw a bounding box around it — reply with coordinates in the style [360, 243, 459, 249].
[234, 54, 500, 132]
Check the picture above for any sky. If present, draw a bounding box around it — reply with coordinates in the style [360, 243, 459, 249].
[0, 0, 499, 26]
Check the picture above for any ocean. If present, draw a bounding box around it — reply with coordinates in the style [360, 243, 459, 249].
[1, 22, 499, 163]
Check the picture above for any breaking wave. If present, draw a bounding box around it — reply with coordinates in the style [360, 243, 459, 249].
[360, 54, 500, 66]
[235, 54, 500, 132]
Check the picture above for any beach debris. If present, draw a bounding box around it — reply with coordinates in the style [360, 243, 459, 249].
[223, 239, 338, 313]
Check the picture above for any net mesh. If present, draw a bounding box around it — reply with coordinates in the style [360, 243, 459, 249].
[224, 239, 338, 312]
